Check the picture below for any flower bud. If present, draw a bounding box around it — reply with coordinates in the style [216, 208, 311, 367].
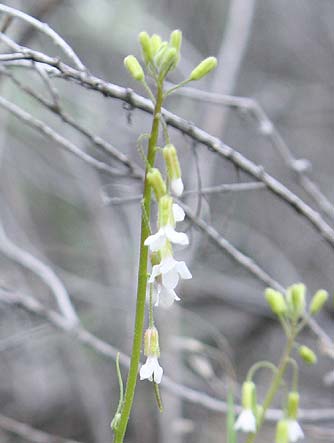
[144, 326, 160, 357]
[139, 31, 152, 64]
[163, 144, 183, 196]
[124, 55, 145, 81]
[189, 56, 217, 81]
[170, 29, 182, 52]
[286, 283, 306, 319]
[151, 34, 162, 56]
[159, 47, 178, 75]
[287, 391, 299, 420]
[275, 419, 289, 443]
[158, 195, 173, 227]
[310, 289, 328, 315]
[147, 168, 167, 201]
[265, 288, 287, 315]
[298, 345, 317, 365]
[241, 381, 256, 410]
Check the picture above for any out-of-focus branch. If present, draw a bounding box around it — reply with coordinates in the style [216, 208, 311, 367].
[0, 222, 78, 326]
[2, 45, 332, 248]
[0, 95, 136, 179]
[179, 202, 333, 353]
[0, 286, 333, 424]
[0, 413, 83, 443]
[0, 65, 143, 176]
[167, 85, 334, 221]
[0, 4, 85, 70]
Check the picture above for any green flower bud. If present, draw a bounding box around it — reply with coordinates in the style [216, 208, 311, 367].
[298, 345, 317, 365]
[154, 41, 168, 67]
[275, 419, 289, 443]
[159, 47, 178, 75]
[144, 327, 160, 357]
[151, 34, 162, 56]
[310, 289, 328, 315]
[189, 56, 217, 81]
[170, 29, 182, 52]
[163, 144, 181, 180]
[286, 283, 306, 319]
[287, 391, 300, 420]
[265, 288, 287, 316]
[147, 168, 167, 201]
[158, 195, 173, 227]
[124, 55, 145, 81]
[139, 31, 152, 64]
[241, 381, 256, 410]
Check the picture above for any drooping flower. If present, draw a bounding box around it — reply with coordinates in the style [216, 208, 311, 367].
[152, 281, 181, 308]
[149, 255, 192, 290]
[140, 355, 163, 383]
[234, 409, 256, 433]
[235, 381, 257, 433]
[287, 420, 304, 442]
[144, 197, 188, 252]
[140, 327, 163, 384]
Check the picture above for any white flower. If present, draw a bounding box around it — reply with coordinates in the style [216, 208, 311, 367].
[144, 203, 187, 252]
[287, 420, 304, 442]
[171, 177, 184, 196]
[234, 409, 256, 433]
[149, 255, 192, 289]
[153, 282, 181, 308]
[140, 356, 163, 383]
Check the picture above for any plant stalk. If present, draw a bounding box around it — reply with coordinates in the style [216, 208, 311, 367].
[113, 84, 164, 443]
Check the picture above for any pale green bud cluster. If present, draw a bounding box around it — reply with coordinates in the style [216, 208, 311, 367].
[144, 326, 160, 357]
[265, 283, 328, 322]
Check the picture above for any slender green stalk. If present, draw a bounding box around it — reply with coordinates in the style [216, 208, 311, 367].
[113, 83, 164, 443]
[246, 331, 296, 443]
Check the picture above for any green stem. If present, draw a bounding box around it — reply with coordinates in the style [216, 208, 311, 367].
[246, 332, 295, 443]
[113, 83, 164, 443]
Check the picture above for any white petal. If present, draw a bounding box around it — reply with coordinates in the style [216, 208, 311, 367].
[173, 203, 185, 222]
[152, 359, 163, 384]
[140, 357, 154, 380]
[144, 229, 166, 252]
[287, 420, 304, 442]
[164, 225, 189, 246]
[162, 267, 179, 290]
[159, 256, 177, 274]
[176, 261, 192, 279]
[159, 286, 180, 308]
[234, 409, 256, 433]
[171, 178, 184, 196]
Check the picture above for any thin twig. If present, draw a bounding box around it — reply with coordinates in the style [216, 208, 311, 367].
[0, 222, 78, 326]
[167, 85, 334, 220]
[0, 95, 133, 178]
[0, 413, 83, 443]
[0, 4, 86, 70]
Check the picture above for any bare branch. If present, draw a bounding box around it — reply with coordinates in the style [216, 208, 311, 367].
[0, 222, 78, 326]
[0, 95, 135, 179]
[168, 85, 334, 220]
[0, 4, 85, 70]
[0, 413, 83, 443]
[0, 287, 333, 424]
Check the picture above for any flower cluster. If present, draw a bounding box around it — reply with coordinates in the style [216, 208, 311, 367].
[124, 30, 217, 387]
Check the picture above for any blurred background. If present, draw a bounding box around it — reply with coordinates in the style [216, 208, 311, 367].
[0, 0, 333, 442]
